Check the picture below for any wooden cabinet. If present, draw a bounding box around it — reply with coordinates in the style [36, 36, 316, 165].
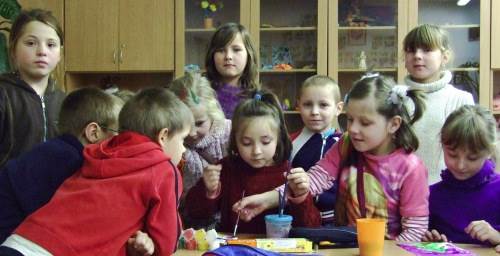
[174, 0, 251, 77]
[412, 0, 489, 108]
[65, 0, 174, 72]
[328, 0, 405, 97]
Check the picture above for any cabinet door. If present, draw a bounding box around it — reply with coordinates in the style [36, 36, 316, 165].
[491, 0, 500, 69]
[175, 0, 251, 77]
[416, 0, 489, 106]
[330, 0, 401, 97]
[65, 0, 119, 71]
[119, 0, 174, 71]
[253, 0, 327, 113]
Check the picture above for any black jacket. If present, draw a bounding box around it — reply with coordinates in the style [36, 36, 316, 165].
[0, 73, 65, 167]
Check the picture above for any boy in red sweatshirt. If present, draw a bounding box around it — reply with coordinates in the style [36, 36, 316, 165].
[0, 88, 194, 256]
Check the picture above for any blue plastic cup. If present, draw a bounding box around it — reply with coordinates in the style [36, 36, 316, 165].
[265, 214, 293, 238]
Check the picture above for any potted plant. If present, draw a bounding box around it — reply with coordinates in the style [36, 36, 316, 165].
[200, 0, 223, 29]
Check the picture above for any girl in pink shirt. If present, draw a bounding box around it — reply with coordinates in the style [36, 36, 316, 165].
[286, 73, 429, 241]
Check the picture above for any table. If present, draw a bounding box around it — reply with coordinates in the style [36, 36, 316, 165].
[174, 240, 498, 255]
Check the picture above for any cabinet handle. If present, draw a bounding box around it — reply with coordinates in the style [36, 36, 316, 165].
[113, 50, 117, 64]
[119, 44, 125, 64]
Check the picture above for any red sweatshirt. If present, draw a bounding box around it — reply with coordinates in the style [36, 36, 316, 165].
[15, 132, 182, 256]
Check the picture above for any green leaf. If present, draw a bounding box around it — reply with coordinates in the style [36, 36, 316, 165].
[0, 0, 21, 21]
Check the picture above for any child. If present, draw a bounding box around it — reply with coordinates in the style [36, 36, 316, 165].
[183, 90, 314, 234]
[0, 88, 194, 256]
[168, 72, 231, 194]
[290, 75, 343, 225]
[403, 24, 474, 184]
[169, 72, 231, 230]
[287, 74, 430, 242]
[0, 9, 66, 167]
[205, 22, 259, 118]
[0, 87, 122, 243]
[422, 105, 500, 251]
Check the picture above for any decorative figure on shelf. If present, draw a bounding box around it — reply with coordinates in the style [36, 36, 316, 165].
[358, 51, 367, 70]
[200, 0, 223, 29]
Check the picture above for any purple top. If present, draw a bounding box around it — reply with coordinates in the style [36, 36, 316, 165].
[429, 159, 500, 244]
[215, 84, 242, 119]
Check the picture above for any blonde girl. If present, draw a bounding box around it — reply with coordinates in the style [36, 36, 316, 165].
[403, 24, 474, 184]
[205, 22, 259, 118]
[0, 9, 65, 167]
[423, 105, 500, 253]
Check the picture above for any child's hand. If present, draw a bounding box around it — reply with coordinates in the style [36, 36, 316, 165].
[127, 231, 155, 256]
[232, 191, 279, 222]
[465, 220, 500, 245]
[422, 230, 448, 242]
[495, 244, 500, 253]
[203, 164, 222, 194]
[287, 168, 309, 197]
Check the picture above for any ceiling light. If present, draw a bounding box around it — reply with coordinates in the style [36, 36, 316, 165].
[457, 0, 471, 6]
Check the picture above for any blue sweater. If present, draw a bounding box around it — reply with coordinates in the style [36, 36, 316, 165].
[0, 134, 83, 243]
[429, 160, 500, 244]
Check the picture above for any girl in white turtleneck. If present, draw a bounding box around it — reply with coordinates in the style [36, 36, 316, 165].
[403, 24, 474, 184]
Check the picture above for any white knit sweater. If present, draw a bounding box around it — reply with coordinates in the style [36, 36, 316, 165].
[405, 71, 474, 184]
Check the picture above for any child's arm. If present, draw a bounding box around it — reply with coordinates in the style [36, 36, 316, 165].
[288, 193, 321, 228]
[127, 231, 155, 256]
[232, 190, 279, 222]
[184, 164, 223, 219]
[465, 220, 500, 246]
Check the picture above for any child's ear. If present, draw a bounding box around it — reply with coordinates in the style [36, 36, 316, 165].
[336, 101, 344, 116]
[441, 49, 450, 66]
[157, 128, 170, 146]
[83, 122, 101, 144]
[388, 115, 402, 134]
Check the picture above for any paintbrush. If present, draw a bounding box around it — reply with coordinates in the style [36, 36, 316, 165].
[232, 190, 246, 237]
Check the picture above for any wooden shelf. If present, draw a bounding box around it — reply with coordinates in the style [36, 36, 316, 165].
[493, 110, 500, 115]
[338, 26, 396, 31]
[284, 110, 300, 114]
[441, 24, 480, 29]
[260, 69, 316, 74]
[260, 26, 317, 31]
[185, 28, 216, 32]
[449, 67, 479, 72]
[338, 68, 397, 72]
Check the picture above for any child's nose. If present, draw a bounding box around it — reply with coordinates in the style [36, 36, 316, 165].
[36, 44, 48, 56]
[414, 49, 424, 58]
[311, 105, 320, 114]
[252, 145, 262, 155]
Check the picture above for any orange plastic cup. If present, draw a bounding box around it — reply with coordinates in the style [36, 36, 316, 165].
[356, 218, 386, 256]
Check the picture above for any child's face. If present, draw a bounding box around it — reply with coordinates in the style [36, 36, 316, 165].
[14, 21, 61, 82]
[213, 32, 248, 86]
[345, 97, 399, 155]
[298, 85, 341, 134]
[236, 116, 278, 168]
[161, 126, 190, 166]
[443, 146, 490, 180]
[404, 47, 448, 83]
[186, 104, 212, 145]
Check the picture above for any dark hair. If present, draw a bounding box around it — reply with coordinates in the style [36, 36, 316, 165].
[205, 22, 258, 90]
[59, 88, 123, 136]
[441, 105, 497, 161]
[119, 88, 194, 141]
[345, 74, 426, 153]
[9, 9, 63, 68]
[228, 89, 292, 164]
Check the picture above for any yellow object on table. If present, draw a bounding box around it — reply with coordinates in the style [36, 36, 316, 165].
[227, 238, 313, 253]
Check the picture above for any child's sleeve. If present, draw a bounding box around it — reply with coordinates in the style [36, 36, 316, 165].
[144, 164, 182, 255]
[397, 159, 430, 242]
[184, 178, 221, 219]
[307, 138, 344, 196]
[288, 193, 321, 228]
[183, 149, 208, 191]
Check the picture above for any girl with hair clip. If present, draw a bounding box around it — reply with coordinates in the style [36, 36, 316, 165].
[236, 74, 430, 241]
[422, 105, 500, 253]
[0, 9, 65, 167]
[285, 73, 430, 241]
[403, 24, 474, 184]
[205, 22, 259, 118]
[183, 89, 312, 234]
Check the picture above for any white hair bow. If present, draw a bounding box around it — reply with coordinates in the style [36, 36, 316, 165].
[387, 85, 409, 105]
